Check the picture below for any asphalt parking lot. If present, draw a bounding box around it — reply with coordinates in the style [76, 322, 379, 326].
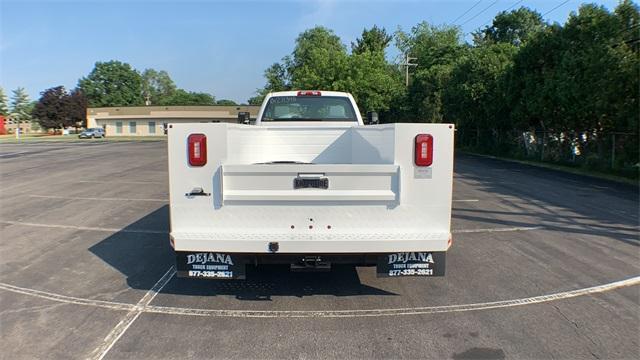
[0, 140, 638, 360]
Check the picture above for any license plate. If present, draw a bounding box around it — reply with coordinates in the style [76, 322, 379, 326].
[376, 252, 445, 277]
[176, 252, 246, 279]
[294, 177, 328, 189]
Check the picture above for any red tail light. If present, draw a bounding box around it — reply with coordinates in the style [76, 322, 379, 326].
[415, 134, 433, 166]
[188, 134, 207, 166]
[297, 90, 321, 96]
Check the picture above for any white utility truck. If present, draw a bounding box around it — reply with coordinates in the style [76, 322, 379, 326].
[168, 91, 454, 279]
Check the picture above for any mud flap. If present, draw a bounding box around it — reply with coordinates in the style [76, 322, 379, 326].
[176, 252, 246, 279]
[376, 252, 445, 277]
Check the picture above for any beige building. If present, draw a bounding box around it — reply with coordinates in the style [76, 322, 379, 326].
[87, 105, 260, 136]
[2, 118, 34, 134]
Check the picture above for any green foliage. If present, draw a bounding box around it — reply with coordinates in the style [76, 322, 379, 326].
[158, 89, 215, 106]
[396, 22, 466, 68]
[142, 69, 177, 105]
[616, 0, 640, 52]
[10, 87, 32, 123]
[346, 27, 403, 113]
[0, 87, 9, 116]
[445, 43, 517, 131]
[32, 86, 87, 129]
[351, 25, 392, 54]
[250, 2, 638, 175]
[216, 99, 238, 106]
[78, 62, 218, 107]
[506, 2, 638, 136]
[250, 26, 403, 116]
[290, 27, 350, 90]
[343, 51, 404, 113]
[469, 1, 638, 174]
[247, 95, 265, 105]
[395, 23, 468, 122]
[473, 7, 547, 46]
[78, 61, 144, 107]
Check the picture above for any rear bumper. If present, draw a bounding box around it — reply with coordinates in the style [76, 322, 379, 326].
[175, 251, 447, 279]
[170, 231, 451, 253]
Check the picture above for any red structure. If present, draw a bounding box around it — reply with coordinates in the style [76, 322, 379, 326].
[0, 115, 6, 135]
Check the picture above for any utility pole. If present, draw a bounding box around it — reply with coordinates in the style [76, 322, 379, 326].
[400, 54, 418, 87]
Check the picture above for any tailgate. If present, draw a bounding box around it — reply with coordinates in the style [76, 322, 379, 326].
[222, 164, 398, 203]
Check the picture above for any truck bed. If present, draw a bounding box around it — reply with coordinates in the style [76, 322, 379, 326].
[168, 122, 454, 278]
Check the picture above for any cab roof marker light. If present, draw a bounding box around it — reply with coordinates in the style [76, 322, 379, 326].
[297, 91, 322, 96]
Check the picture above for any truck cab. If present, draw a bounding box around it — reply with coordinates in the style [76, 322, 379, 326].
[256, 90, 364, 126]
[168, 91, 454, 279]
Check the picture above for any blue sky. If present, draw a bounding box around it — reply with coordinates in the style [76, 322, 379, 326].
[1, 0, 620, 104]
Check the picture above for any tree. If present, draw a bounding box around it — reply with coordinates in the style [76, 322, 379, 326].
[142, 69, 177, 105]
[395, 23, 468, 122]
[615, 0, 640, 52]
[474, 7, 547, 46]
[264, 61, 291, 91]
[614, 0, 640, 137]
[10, 87, 32, 124]
[0, 87, 9, 116]
[289, 26, 350, 90]
[250, 27, 350, 104]
[343, 51, 404, 113]
[215, 99, 237, 106]
[247, 95, 264, 105]
[68, 89, 88, 127]
[32, 87, 87, 130]
[344, 26, 403, 114]
[78, 60, 144, 107]
[351, 26, 392, 54]
[248, 61, 292, 105]
[160, 89, 215, 105]
[444, 43, 517, 150]
[498, 2, 639, 168]
[252, 26, 403, 114]
[32, 86, 70, 129]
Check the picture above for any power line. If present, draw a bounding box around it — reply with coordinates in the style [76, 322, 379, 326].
[542, 0, 571, 17]
[473, 0, 524, 33]
[502, 0, 524, 14]
[452, 0, 483, 24]
[460, 0, 499, 27]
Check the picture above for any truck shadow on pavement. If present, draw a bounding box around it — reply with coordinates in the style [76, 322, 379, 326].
[162, 265, 396, 300]
[89, 205, 396, 299]
[453, 154, 639, 246]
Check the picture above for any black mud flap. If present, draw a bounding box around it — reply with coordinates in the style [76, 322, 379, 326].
[376, 252, 445, 277]
[176, 252, 246, 280]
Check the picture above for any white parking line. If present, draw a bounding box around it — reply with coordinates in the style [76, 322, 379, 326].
[0, 274, 637, 319]
[28, 194, 167, 202]
[142, 275, 640, 318]
[88, 267, 176, 360]
[453, 199, 479, 202]
[0, 151, 27, 158]
[75, 180, 165, 185]
[453, 226, 543, 233]
[0, 282, 135, 311]
[0, 221, 166, 234]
